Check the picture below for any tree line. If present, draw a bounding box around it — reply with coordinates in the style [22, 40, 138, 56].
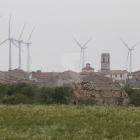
[0, 83, 140, 106]
[0, 83, 69, 105]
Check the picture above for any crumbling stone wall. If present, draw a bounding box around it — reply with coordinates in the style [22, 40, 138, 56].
[69, 82, 130, 106]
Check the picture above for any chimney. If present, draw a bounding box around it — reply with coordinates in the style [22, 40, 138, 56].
[36, 70, 41, 74]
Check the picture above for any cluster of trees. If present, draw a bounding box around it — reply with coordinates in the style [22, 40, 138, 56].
[124, 85, 140, 106]
[0, 83, 69, 104]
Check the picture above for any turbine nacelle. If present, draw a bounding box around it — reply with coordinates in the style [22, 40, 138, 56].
[8, 38, 14, 40]
[82, 47, 87, 49]
[18, 40, 23, 43]
[120, 37, 140, 74]
[73, 37, 92, 70]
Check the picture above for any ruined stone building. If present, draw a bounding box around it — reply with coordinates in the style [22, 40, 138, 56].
[82, 75, 113, 83]
[69, 82, 130, 106]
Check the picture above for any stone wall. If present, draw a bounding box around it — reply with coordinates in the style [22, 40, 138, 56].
[69, 82, 130, 106]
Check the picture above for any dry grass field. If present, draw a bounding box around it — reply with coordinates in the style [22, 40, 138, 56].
[0, 104, 140, 140]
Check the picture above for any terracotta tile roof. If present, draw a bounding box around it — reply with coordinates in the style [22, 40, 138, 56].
[82, 67, 94, 70]
[80, 72, 99, 75]
[9, 76, 33, 83]
[33, 72, 53, 78]
[107, 70, 128, 75]
[14, 69, 30, 74]
[0, 78, 12, 84]
[132, 71, 140, 75]
[68, 70, 79, 74]
[82, 75, 113, 82]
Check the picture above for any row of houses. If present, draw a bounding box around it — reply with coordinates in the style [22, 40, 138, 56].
[0, 58, 140, 88]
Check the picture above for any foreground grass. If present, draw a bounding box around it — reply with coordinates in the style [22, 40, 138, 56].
[0, 105, 140, 140]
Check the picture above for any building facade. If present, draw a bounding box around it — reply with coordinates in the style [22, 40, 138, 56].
[100, 53, 110, 75]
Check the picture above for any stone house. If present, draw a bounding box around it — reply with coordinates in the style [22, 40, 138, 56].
[69, 82, 130, 106]
[0, 78, 13, 84]
[4, 69, 31, 80]
[126, 71, 140, 88]
[32, 70, 58, 88]
[106, 70, 128, 86]
[57, 70, 79, 86]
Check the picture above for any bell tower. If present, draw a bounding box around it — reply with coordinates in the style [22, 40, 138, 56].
[101, 53, 110, 75]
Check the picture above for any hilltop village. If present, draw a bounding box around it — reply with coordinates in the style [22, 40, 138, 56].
[0, 53, 139, 88]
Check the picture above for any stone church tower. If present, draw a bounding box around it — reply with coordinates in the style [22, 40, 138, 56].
[101, 53, 110, 75]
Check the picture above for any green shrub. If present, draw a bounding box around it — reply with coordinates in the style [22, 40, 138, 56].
[2, 94, 28, 104]
[51, 86, 68, 104]
[124, 85, 134, 96]
[41, 87, 54, 103]
[80, 98, 98, 105]
[130, 89, 140, 106]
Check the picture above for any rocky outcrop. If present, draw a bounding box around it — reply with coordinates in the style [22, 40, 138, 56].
[69, 82, 130, 106]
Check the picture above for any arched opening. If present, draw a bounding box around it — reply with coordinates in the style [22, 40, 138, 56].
[73, 101, 76, 105]
[103, 58, 105, 62]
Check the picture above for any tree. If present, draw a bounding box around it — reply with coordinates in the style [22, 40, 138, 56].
[51, 86, 68, 104]
[130, 89, 140, 106]
[124, 85, 134, 96]
[41, 87, 54, 103]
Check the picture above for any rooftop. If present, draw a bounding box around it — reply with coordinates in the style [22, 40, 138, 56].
[107, 70, 128, 75]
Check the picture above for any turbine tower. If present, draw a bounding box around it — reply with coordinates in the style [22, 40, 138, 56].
[120, 38, 140, 74]
[23, 26, 35, 72]
[73, 37, 92, 70]
[0, 14, 19, 70]
[16, 22, 26, 69]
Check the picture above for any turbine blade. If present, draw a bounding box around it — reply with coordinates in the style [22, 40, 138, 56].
[132, 42, 140, 49]
[19, 22, 27, 40]
[120, 37, 130, 50]
[11, 41, 24, 52]
[126, 51, 129, 70]
[0, 39, 8, 45]
[83, 38, 92, 48]
[27, 25, 36, 43]
[72, 37, 82, 48]
[8, 14, 11, 38]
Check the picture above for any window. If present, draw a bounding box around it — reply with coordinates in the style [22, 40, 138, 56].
[120, 75, 122, 78]
[115, 75, 117, 78]
[106, 79, 109, 82]
[103, 58, 105, 62]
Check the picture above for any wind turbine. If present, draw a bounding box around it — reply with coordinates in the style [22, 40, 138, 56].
[15, 22, 27, 69]
[120, 38, 140, 74]
[73, 37, 92, 69]
[0, 14, 19, 70]
[23, 26, 36, 72]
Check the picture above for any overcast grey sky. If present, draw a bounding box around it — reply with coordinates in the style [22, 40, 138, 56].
[0, 0, 140, 72]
